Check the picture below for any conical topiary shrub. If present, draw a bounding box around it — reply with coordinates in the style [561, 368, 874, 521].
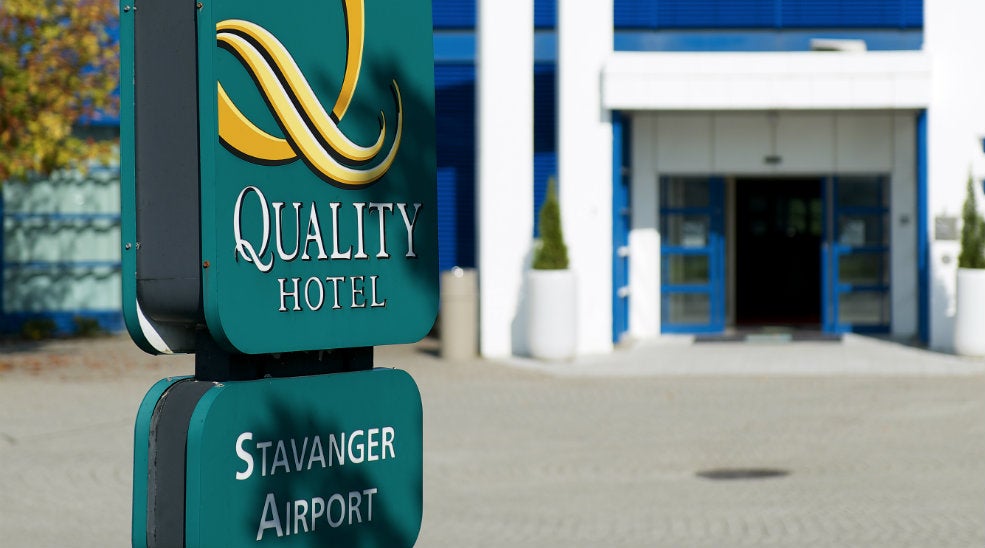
[532, 178, 569, 270]
[955, 173, 985, 356]
[527, 177, 576, 360]
[959, 174, 985, 269]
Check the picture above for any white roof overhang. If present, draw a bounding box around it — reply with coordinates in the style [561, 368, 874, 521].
[602, 51, 931, 111]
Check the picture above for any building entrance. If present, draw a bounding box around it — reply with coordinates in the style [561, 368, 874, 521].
[735, 178, 823, 326]
[659, 175, 891, 334]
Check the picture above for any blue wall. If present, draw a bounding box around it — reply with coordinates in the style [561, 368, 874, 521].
[434, 65, 478, 272]
[434, 1, 923, 30]
[614, 0, 922, 29]
[533, 63, 557, 237]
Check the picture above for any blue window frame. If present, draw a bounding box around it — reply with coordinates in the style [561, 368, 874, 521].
[660, 177, 725, 333]
[823, 176, 891, 333]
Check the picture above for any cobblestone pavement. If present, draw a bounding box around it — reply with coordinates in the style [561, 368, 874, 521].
[1, 334, 984, 547]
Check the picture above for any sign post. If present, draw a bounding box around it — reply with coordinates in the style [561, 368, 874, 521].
[121, 0, 435, 546]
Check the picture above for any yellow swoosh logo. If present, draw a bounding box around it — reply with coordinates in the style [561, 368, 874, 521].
[216, 1, 401, 187]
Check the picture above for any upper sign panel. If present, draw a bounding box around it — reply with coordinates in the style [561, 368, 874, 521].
[197, 0, 436, 354]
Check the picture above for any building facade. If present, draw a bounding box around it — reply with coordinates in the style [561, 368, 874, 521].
[432, 0, 985, 356]
[5, 0, 981, 353]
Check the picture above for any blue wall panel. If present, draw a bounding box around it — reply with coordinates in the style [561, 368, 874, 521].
[432, 0, 475, 29]
[614, 29, 923, 52]
[654, 0, 776, 29]
[781, 0, 921, 28]
[434, 0, 556, 29]
[0, 311, 124, 337]
[431, 2, 921, 43]
[901, 0, 922, 28]
[615, 0, 660, 29]
[615, 0, 922, 30]
[435, 64, 477, 272]
[533, 63, 557, 237]
[535, 0, 556, 28]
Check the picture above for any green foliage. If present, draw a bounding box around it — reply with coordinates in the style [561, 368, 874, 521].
[0, 0, 119, 180]
[959, 174, 985, 269]
[532, 178, 569, 270]
[72, 315, 104, 337]
[21, 317, 56, 341]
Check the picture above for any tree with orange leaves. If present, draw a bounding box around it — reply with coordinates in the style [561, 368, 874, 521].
[0, 0, 119, 181]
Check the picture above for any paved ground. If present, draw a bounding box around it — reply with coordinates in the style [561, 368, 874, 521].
[1, 334, 985, 547]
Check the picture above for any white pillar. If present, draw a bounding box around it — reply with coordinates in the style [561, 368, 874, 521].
[477, 0, 534, 358]
[924, 0, 985, 351]
[558, 0, 614, 355]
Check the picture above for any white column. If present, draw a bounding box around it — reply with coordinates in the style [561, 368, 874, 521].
[924, 0, 985, 351]
[558, 0, 614, 355]
[890, 113, 919, 340]
[477, 0, 534, 358]
[629, 114, 660, 339]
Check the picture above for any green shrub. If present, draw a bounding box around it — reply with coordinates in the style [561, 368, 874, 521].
[21, 318, 56, 341]
[73, 316, 105, 337]
[959, 174, 985, 269]
[532, 178, 569, 270]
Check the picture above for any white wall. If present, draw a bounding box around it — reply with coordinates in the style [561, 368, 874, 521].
[603, 51, 930, 111]
[891, 113, 919, 338]
[476, 0, 533, 357]
[924, 0, 985, 351]
[629, 116, 660, 338]
[629, 111, 918, 339]
[558, 0, 614, 355]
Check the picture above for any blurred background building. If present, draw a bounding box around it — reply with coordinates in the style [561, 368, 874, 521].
[449, 0, 983, 358]
[5, 0, 983, 357]
[1, 130, 122, 338]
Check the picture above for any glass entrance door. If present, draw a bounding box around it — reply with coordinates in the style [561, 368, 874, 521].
[735, 178, 824, 326]
[824, 177, 891, 333]
[660, 177, 725, 333]
[658, 175, 890, 335]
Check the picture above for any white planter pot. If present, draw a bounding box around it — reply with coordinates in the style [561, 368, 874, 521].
[955, 268, 985, 357]
[527, 269, 577, 360]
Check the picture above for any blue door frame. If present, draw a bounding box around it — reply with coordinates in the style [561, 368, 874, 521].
[612, 111, 631, 343]
[659, 176, 891, 335]
[916, 111, 929, 344]
[822, 176, 891, 333]
[660, 177, 726, 333]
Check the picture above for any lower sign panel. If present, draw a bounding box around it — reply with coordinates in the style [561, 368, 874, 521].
[183, 369, 423, 548]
